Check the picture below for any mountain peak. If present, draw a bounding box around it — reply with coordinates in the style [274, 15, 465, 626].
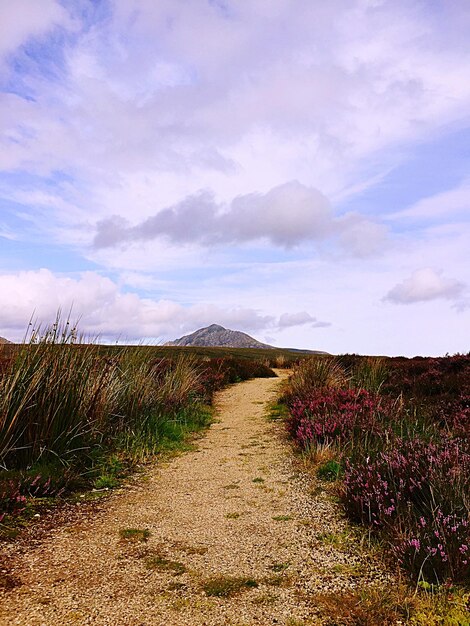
[166, 324, 275, 349]
[206, 324, 226, 332]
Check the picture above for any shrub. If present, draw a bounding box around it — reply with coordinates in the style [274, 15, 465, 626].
[0, 480, 26, 523]
[283, 356, 348, 404]
[395, 510, 469, 584]
[287, 387, 386, 450]
[283, 354, 470, 585]
[344, 438, 469, 528]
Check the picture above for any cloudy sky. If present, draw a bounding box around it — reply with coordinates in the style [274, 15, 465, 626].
[0, 0, 469, 355]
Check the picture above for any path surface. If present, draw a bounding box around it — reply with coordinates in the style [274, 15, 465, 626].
[0, 373, 390, 625]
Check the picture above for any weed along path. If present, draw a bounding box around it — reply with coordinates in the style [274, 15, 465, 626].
[1, 373, 392, 626]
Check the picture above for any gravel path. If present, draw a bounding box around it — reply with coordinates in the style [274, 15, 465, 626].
[0, 373, 392, 625]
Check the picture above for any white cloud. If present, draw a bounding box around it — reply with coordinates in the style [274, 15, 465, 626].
[0, 269, 328, 342]
[0, 269, 261, 340]
[93, 181, 385, 255]
[92, 182, 332, 248]
[385, 268, 467, 305]
[2, 0, 470, 218]
[336, 213, 389, 257]
[390, 183, 470, 222]
[0, 1, 468, 274]
[278, 312, 330, 329]
[0, 0, 70, 64]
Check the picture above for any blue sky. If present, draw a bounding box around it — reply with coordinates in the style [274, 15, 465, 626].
[0, 0, 469, 355]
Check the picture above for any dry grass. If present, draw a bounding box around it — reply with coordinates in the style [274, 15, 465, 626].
[311, 584, 470, 626]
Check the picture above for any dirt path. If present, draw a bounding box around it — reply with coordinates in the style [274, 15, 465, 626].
[0, 373, 391, 625]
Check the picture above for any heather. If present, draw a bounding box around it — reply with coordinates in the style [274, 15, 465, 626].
[0, 319, 276, 526]
[283, 354, 470, 586]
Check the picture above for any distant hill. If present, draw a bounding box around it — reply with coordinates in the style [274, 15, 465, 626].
[166, 324, 276, 350]
[0, 336, 11, 344]
[166, 324, 328, 354]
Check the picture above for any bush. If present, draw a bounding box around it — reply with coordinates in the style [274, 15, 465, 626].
[0, 480, 26, 523]
[395, 510, 469, 584]
[287, 387, 387, 450]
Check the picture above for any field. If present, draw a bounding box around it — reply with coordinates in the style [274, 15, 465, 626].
[0, 341, 309, 365]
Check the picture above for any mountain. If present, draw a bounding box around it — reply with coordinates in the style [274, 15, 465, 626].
[166, 324, 277, 349]
[0, 336, 11, 344]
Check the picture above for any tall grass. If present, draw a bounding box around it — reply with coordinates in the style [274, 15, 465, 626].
[284, 356, 349, 403]
[0, 321, 112, 469]
[349, 357, 389, 393]
[0, 319, 207, 472]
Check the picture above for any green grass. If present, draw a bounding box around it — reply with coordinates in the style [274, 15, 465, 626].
[119, 528, 151, 543]
[316, 459, 342, 482]
[92, 474, 120, 489]
[0, 318, 208, 471]
[316, 530, 354, 549]
[268, 402, 289, 422]
[270, 562, 289, 572]
[145, 555, 186, 575]
[330, 563, 363, 577]
[262, 574, 290, 587]
[202, 575, 258, 597]
[100, 344, 307, 364]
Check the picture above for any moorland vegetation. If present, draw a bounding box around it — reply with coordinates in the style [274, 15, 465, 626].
[283, 354, 470, 588]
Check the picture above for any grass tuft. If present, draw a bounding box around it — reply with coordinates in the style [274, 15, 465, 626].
[270, 562, 289, 572]
[145, 555, 186, 575]
[119, 528, 150, 543]
[202, 575, 258, 597]
[316, 459, 342, 482]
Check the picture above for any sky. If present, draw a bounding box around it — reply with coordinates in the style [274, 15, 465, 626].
[0, 0, 469, 356]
